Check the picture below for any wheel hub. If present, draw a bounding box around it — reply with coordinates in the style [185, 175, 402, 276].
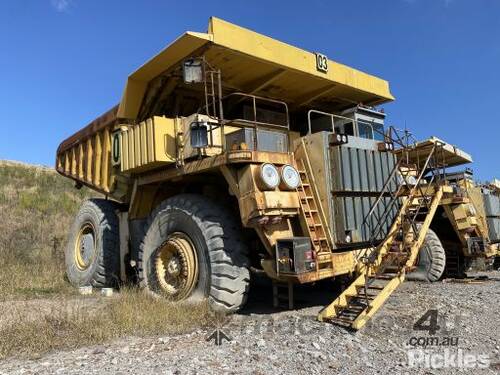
[167, 257, 181, 276]
[154, 233, 198, 300]
[74, 223, 96, 270]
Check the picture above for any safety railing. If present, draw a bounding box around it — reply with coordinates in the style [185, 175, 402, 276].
[201, 92, 291, 153]
[306, 109, 391, 143]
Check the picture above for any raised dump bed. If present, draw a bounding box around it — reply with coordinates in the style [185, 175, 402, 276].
[56, 17, 394, 201]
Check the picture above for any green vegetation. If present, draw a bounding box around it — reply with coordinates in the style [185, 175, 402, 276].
[0, 161, 93, 298]
[0, 289, 210, 359]
[0, 161, 209, 359]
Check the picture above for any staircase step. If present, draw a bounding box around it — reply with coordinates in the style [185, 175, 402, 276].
[358, 285, 384, 291]
[350, 295, 375, 301]
[370, 275, 394, 280]
[356, 291, 379, 297]
[338, 310, 362, 319]
[329, 316, 357, 325]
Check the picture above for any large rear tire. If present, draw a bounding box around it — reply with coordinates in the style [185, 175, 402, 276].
[138, 194, 250, 313]
[65, 199, 120, 287]
[407, 227, 446, 282]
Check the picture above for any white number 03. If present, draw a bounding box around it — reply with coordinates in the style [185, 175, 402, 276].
[315, 53, 328, 73]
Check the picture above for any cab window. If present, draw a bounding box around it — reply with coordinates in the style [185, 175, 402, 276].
[357, 121, 385, 140]
[358, 122, 373, 139]
[372, 123, 385, 141]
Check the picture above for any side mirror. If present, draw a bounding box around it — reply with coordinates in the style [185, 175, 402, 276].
[183, 59, 204, 83]
[190, 122, 208, 148]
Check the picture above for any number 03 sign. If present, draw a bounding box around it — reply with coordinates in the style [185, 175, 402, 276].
[315, 53, 328, 73]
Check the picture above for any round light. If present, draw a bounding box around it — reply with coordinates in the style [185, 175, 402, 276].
[468, 203, 477, 216]
[345, 234, 352, 243]
[259, 163, 280, 190]
[336, 134, 342, 142]
[280, 164, 300, 190]
[342, 135, 348, 143]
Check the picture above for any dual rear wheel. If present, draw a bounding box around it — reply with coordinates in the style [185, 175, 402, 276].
[65, 195, 250, 313]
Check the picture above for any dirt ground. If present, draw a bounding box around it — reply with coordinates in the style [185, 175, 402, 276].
[0, 271, 498, 375]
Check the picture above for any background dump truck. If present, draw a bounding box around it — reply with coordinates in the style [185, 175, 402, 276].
[56, 18, 499, 329]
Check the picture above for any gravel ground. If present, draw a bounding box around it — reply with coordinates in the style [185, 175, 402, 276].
[1, 271, 499, 375]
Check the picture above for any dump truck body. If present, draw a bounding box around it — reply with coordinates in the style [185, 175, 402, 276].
[57, 17, 495, 327]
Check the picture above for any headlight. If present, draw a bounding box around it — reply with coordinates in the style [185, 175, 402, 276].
[280, 164, 300, 190]
[258, 163, 280, 190]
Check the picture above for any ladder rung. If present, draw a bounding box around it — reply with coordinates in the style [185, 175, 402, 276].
[304, 211, 318, 218]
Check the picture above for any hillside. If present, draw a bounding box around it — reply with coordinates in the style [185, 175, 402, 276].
[0, 161, 210, 359]
[0, 160, 95, 298]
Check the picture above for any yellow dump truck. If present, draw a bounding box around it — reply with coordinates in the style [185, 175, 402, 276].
[56, 18, 498, 329]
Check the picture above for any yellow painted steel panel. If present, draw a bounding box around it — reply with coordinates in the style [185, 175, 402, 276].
[94, 133, 102, 186]
[146, 118, 154, 163]
[140, 121, 147, 166]
[209, 17, 394, 101]
[134, 125, 141, 167]
[101, 128, 111, 192]
[117, 18, 394, 120]
[64, 152, 69, 174]
[128, 126, 135, 169]
[117, 32, 212, 119]
[122, 133, 129, 171]
[119, 116, 176, 173]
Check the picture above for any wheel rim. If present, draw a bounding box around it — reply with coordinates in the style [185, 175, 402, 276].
[153, 232, 198, 300]
[74, 222, 96, 270]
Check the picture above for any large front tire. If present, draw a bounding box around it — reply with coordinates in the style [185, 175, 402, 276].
[65, 199, 120, 287]
[138, 194, 250, 313]
[407, 227, 446, 282]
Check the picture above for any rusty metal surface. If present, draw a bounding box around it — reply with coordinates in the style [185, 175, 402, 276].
[56, 105, 121, 155]
[137, 150, 293, 186]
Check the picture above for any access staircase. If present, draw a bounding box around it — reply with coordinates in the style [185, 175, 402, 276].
[318, 136, 447, 330]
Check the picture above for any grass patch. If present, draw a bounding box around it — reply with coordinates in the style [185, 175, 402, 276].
[0, 161, 94, 300]
[0, 162, 212, 359]
[0, 258, 73, 300]
[0, 288, 211, 359]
